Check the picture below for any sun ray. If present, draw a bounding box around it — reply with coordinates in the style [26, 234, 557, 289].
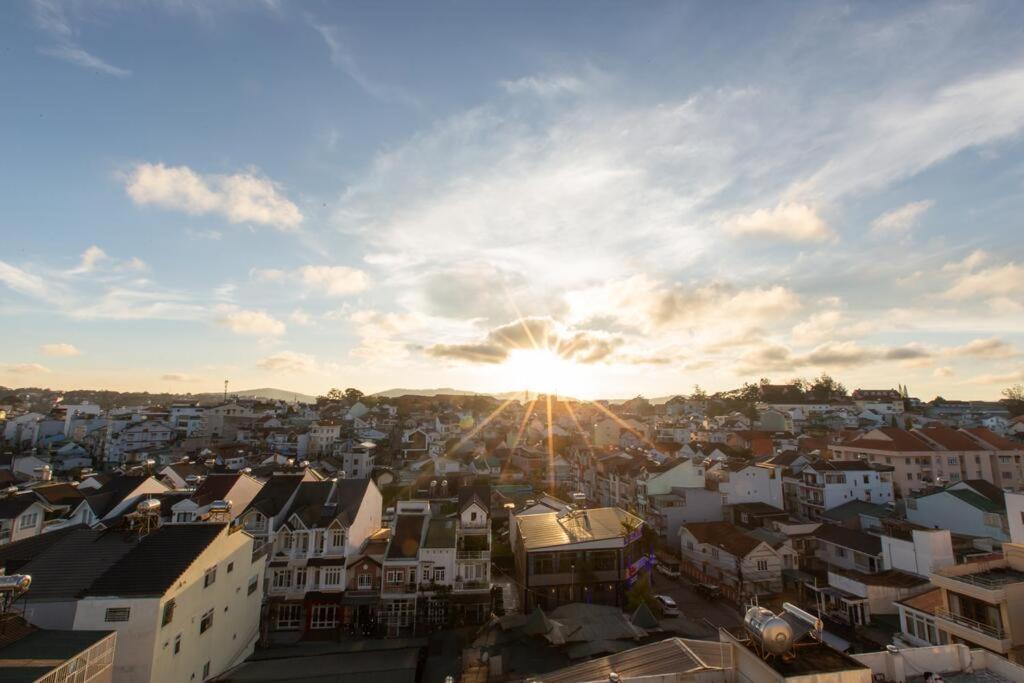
[545, 393, 555, 492]
[450, 397, 516, 454]
[585, 398, 663, 452]
[509, 396, 539, 453]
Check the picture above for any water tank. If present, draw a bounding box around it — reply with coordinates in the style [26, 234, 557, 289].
[0, 574, 32, 592]
[209, 500, 232, 514]
[744, 606, 793, 655]
[137, 498, 162, 514]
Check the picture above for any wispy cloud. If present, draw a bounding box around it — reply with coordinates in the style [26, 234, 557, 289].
[870, 199, 934, 236]
[309, 18, 419, 108]
[31, 0, 132, 77]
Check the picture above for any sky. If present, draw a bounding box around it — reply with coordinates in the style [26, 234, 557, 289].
[2, 0, 1024, 400]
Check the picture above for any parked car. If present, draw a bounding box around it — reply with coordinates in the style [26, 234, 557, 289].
[654, 594, 679, 617]
[656, 563, 681, 579]
[695, 583, 722, 599]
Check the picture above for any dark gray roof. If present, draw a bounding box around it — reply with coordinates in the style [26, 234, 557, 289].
[84, 523, 226, 597]
[247, 473, 306, 517]
[0, 493, 39, 520]
[813, 524, 882, 555]
[387, 514, 425, 559]
[537, 637, 707, 683]
[0, 526, 139, 600]
[820, 500, 895, 523]
[84, 475, 151, 518]
[422, 518, 457, 548]
[0, 627, 113, 683]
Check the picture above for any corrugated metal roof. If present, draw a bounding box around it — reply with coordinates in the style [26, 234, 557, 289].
[516, 508, 642, 550]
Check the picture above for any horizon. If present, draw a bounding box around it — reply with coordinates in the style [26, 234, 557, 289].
[3, 1, 1024, 400]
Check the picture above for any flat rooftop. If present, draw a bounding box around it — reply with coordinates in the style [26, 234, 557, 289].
[954, 567, 1024, 587]
[728, 629, 868, 677]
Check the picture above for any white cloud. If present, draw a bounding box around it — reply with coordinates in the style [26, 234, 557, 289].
[724, 202, 834, 242]
[161, 372, 197, 382]
[67, 245, 108, 275]
[944, 262, 1024, 300]
[947, 337, 1017, 359]
[215, 307, 286, 336]
[256, 350, 316, 373]
[39, 44, 131, 78]
[500, 74, 585, 96]
[933, 366, 954, 378]
[32, 0, 131, 78]
[289, 309, 313, 326]
[870, 199, 934, 236]
[40, 343, 80, 357]
[124, 163, 302, 231]
[0, 261, 54, 302]
[299, 265, 370, 297]
[2, 362, 51, 375]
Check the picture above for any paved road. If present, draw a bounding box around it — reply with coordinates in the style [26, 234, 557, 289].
[649, 572, 743, 638]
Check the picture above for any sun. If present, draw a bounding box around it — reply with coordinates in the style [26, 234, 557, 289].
[499, 348, 587, 397]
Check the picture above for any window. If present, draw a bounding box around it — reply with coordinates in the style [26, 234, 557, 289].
[227, 562, 234, 573]
[204, 566, 217, 588]
[295, 568, 307, 589]
[104, 607, 130, 622]
[433, 567, 445, 582]
[1003, 471, 1012, 479]
[281, 531, 293, 551]
[533, 553, 554, 574]
[711, 548, 719, 559]
[332, 528, 344, 548]
[422, 567, 431, 582]
[907, 473, 913, 480]
[19, 512, 38, 530]
[310, 604, 338, 630]
[200, 608, 214, 634]
[276, 604, 302, 630]
[948, 457, 958, 465]
[686, 541, 694, 551]
[834, 546, 846, 558]
[162, 599, 176, 627]
[248, 575, 259, 595]
[756, 560, 769, 571]
[385, 570, 403, 584]
[470, 511, 478, 522]
[358, 573, 372, 590]
[272, 569, 292, 589]
[323, 567, 343, 586]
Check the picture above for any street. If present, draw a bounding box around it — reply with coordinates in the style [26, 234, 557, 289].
[649, 572, 743, 639]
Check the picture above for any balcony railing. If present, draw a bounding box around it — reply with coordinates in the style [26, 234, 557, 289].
[934, 608, 1006, 640]
[457, 550, 490, 560]
[454, 580, 490, 591]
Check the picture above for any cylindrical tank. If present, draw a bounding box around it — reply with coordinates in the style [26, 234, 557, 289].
[744, 606, 793, 655]
[137, 498, 162, 514]
[0, 574, 32, 591]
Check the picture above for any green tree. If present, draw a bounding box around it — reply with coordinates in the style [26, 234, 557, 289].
[691, 385, 708, 402]
[344, 388, 365, 402]
[809, 373, 846, 401]
[626, 575, 657, 612]
[1003, 384, 1024, 417]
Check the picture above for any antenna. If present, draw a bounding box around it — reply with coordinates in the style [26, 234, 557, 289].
[224, 379, 229, 402]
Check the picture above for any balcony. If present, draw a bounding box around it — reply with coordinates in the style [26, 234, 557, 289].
[931, 560, 1024, 602]
[457, 550, 490, 561]
[933, 608, 1011, 652]
[454, 579, 490, 592]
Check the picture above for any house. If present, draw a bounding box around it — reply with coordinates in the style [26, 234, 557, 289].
[851, 389, 904, 417]
[715, 461, 783, 509]
[795, 460, 894, 521]
[0, 522, 265, 683]
[379, 494, 493, 637]
[168, 472, 264, 524]
[158, 460, 210, 490]
[678, 521, 794, 597]
[331, 440, 377, 479]
[635, 458, 705, 514]
[105, 420, 175, 465]
[0, 616, 117, 683]
[0, 491, 48, 545]
[513, 507, 646, 612]
[646, 487, 724, 551]
[263, 478, 383, 640]
[309, 420, 344, 456]
[907, 479, 1010, 541]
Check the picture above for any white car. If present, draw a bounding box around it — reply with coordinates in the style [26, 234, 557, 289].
[655, 594, 679, 617]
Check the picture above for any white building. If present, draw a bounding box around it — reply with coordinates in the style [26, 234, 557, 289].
[796, 460, 894, 521]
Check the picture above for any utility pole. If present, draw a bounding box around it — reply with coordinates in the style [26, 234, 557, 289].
[224, 379, 229, 402]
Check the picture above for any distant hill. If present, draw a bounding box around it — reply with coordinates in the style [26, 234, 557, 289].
[209, 387, 319, 404]
[371, 387, 490, 398]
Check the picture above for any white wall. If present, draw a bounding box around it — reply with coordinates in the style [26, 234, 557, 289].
[1006, 492, 1024, 544]
[73, 527, 264, 683]
[880, 529, 954, 576]
[908, 492, 1009, 541]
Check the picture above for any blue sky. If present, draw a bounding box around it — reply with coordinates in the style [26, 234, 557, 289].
[2, 0, 1024, 399]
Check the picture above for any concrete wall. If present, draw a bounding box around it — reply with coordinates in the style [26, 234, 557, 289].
[908, 493, 1009, 541]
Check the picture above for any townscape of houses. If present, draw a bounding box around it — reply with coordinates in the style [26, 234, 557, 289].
[1, 383, 1024, 682]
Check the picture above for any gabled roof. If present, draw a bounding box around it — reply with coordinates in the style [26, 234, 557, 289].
[914, 425, 985, 451]
[247, 473, 306, 517]
[682, 522, 764, 557]
[83, 523, 226, 597]
[963, 427, 1021, 451]
[31, 483, 84, 507]
[947, 489, 1004, 514]
[192, 473, 242, 507]
[83, 475, 154, 519]
[0, 493, 40, 520]
[458, 483, 490, 514]
[843, 428, 933, 452]
[820, 500, 895, 523]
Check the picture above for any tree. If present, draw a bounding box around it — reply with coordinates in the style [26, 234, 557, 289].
[344, 388, 365, 402]
[690, 385, 708, 402]
[808, 373, 846, 401]
[625, 574, 657, 612]
[321, 388, 345, 403]
[1003, 385, 1024, 417]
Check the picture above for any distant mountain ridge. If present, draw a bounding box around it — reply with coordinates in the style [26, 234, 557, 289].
[371, 387, 491, 398]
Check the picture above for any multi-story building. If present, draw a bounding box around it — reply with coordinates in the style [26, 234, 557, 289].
[678, 521, 795, 598]
[309, 420, 344, 456]
[635, 458, 706, 514]
[380, 490, 493, 636]
[713, 460, 784, 509]
[513, 506, 646, 612]
[332, 440, 376, 479]
[907, 480, 1010, 541]
[105, 420, 175, 465]
[832, 425, 1024, 496]
[851, 389, 905, 416]
[795, 460, 894, 521]
[263, 478, 383, 639]
[0, 520, 265, 683]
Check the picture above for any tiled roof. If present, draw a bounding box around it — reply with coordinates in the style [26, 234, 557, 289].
[963, 427, 1021, 451]
[842, 428, 933, 453]
[682, 522, 763, 557]
[914, 425, 985, 451]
